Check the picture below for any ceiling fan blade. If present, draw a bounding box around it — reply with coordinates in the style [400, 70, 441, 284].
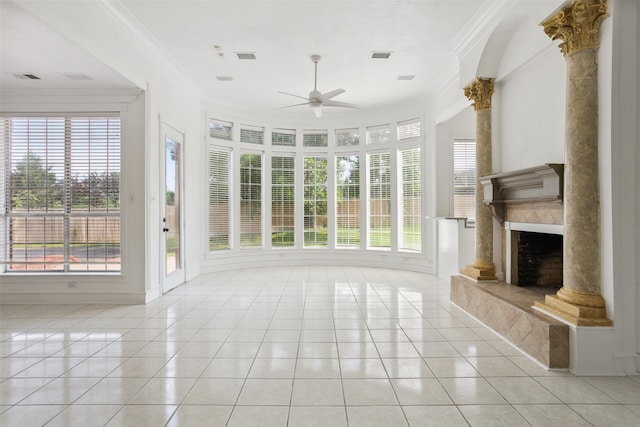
[322, 100, 360, 109]
[275, 101, 313, 110]
[319, 88, 345, 102]
[277, 91, 310, 101]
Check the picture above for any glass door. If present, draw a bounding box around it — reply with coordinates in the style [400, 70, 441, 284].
[162, 125, 185, 292]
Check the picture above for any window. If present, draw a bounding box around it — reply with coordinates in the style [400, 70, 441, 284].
[398, 119, 421, 140]
[303, 157, 328, 247]
[368, 152, 391, 248]
[336, 128, 359, 146]
[366, 124, 391, 145]
[453, 139, 476, 220]
[210, 118, 233, 140]
[272, 128, 296, 147]
[240, 125, 264, 145]
[303, 130, 328, 147]
[336, 155, 360, 248]
[400, 147, 421, 251]
[240, 153, 262, 248]
[1, 115, 121, 272]
[209, 148, 231, 250]
[272, 156, 295, 248]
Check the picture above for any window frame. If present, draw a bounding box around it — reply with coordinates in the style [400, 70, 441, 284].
[1, 113, 122, 273]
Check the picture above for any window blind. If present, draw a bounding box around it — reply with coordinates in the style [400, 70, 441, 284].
[239, 153, 262, 248]
[368, 152, 391, 248]
[335, 128, 360, 146]
[303, 156, 328, 247]
[453, 139, 476, 220]
[400, 147, 421, 251]
[240, 126, 264, 145]
[271, 156, 295, 247]
[366, 125, 391, 145]
[303, 130, 328, 147]
[2, 115, 121, 272]
[210, 119, 233, 141]
[336, 155, 360, 248]
[272, 128, 296, 147]
[398, 119, 421, 140]
[209, 148, 231, 250]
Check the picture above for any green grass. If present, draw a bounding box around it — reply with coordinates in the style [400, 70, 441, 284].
[209, 227, 421, 250]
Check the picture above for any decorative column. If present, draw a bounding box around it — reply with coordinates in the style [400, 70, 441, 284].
[534, 0, 612, 326]
[461, 77, 497, 281]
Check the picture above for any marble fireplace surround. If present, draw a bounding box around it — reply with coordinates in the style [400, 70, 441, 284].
[451, 164, 570, 368]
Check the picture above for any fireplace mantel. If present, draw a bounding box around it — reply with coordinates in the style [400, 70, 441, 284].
[479, 164, 563, 223]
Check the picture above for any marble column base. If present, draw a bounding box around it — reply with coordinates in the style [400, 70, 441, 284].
[534, 290, 613, 326]
[461, 261, 497, 281]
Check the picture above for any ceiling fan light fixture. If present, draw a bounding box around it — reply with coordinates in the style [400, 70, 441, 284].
[371, 51, 392, 60]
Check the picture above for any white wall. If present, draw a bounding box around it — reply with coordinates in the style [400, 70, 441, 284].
[3, 0, 205, 303]
[0, 90, 148, 303]
[432, 0, 640, 374]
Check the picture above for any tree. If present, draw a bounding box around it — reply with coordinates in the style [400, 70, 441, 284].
[10, 151, 62, 209]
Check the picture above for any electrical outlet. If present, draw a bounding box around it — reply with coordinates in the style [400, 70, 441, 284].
[67, 282, 77, 289]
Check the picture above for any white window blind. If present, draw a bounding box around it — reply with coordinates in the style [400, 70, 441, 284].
[400, 147, 421, 251]
[303, 130, 328, 147]
[271, 156, 295, 248]
[336, 155, 360, 248]
[453, 139, 476, 221]
[240, 153, 262, 248]
[240, 126, 264, 145]
[2, 115, 121, 272]
[368, 152, 391, 248]
[335, 128, 360, 146]
[272, 128, 296, 147]
[209, 148, 231, 250]
[303, 156, 328, 247]
[210, 119, 233, 141]
[366, 124, 391, 145]
[398, 119, 421, 140]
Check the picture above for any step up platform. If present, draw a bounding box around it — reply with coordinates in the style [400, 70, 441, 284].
[450, 275, 569, 369]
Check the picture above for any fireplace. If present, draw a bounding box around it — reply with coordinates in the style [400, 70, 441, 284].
[505, 221, 564, 288]
[479, 164, 564, 287]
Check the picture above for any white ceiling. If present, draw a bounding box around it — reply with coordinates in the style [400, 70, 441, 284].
[1, 0, 488, 115]
[0, 1, 137, 91]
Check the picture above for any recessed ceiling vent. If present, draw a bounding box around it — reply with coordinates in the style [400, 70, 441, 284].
[371, 51, 392, 60]
[397, 75, 415, 80]
[216, 76, 234, 81]
[62, 73, 92, 80]
[235, 52, 256, 60]
[13, 73, 41, 80]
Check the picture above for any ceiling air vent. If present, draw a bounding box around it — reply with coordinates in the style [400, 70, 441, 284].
[371, 51, 392, 60]
[397, 75, 415, 80]
[62, 73, 92, 80]
[13, 73, 41, 80]
[235, 52, 256, 60]
[216, 76, 234, 81]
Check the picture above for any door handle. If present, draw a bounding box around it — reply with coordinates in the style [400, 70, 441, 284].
[163, 227, 170, 232]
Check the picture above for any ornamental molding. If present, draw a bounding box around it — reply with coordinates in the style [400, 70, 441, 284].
[540, 0, 608, 57]
[463, 78, 495, 111]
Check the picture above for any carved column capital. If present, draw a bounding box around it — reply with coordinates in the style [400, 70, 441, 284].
[541, 0, 608, 57]
[463, 78, 495, 111]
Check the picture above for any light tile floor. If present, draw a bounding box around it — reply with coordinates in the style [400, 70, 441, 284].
[1, 266, 640, 426]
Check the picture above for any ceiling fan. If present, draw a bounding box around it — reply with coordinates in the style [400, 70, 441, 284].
[278, 54, 359, 118]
